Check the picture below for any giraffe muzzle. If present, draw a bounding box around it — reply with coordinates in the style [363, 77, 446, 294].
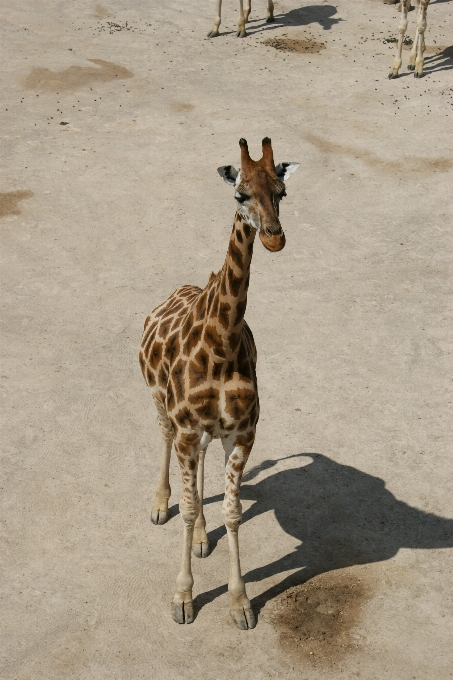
[259, 229, 286, 252]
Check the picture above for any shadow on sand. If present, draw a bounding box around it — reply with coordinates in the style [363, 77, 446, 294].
[423, 45, 453, 74]
[194, 453, 453, 617]
[217, 6, 341, 37]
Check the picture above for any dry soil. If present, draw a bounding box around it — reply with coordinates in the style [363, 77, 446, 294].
[1, 1, 453, 679]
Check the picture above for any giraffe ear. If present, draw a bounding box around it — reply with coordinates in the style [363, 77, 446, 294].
[217, 165, 239, 185]
[275, 162, 300, 181]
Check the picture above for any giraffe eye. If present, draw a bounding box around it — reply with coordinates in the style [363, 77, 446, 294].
[235, 192, 249, 203]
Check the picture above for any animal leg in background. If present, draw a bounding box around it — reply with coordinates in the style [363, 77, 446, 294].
[207, 0, 222, 38]
[409, 0, 429, 77]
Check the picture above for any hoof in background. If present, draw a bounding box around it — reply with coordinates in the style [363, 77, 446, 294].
[230, 606, 256, 630]
[151, 509, 169, 525]
[193, 541, 211, 558]
[172, 601, 194, 624]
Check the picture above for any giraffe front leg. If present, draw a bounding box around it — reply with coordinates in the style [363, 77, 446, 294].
[192, 447, 211, 558]
[266, 0, 275, 23]
[171, 433, 201, 624]
[389, 0, 410, 78]
[151, 395, 173, 525]
[207, 0, 222, 37]
[237, 0, 247, 37]
[222, 439, 256, 630]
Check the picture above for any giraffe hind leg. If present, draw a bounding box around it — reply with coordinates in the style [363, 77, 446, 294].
[192, 447, 211, 558]
[237, 0, 247, 37]
[413, 0, 428, 77]
[151, 394, 174, 525]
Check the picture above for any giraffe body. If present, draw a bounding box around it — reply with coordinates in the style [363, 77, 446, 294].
[389, 0, 431, 78]
[139, 138, 299, 629]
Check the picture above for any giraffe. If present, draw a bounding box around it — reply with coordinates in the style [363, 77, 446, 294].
[207, 0, 275, 38]
[389, 0, 430, 79]
[139, 137, 299, 629]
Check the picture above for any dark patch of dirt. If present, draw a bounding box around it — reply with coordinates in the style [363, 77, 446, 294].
[0, 190, 34, 218]
[92, 4, 111, 19]
[172, 102, 195, 113]
[24, 59, 133, 92]
[263, 37, 326, 54]
[270, 570, 372, 666]
[304, 131, 453, 175]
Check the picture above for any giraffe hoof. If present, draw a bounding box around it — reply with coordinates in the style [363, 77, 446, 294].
[237, 30, 247, 38]
[266, 16, 275, 23]
[172, 600, 194, 624]
[193, 541, 211, 558]
[414, 71, 423, 78]
[207, 30, 220, 38]
[388, 72, 399, 79]
[230, 606, 256, 630]
[408, 64, 415, 71]
[151, 509, 169, 525]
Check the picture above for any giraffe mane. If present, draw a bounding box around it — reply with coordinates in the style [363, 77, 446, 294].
[208, 270, 221, 284]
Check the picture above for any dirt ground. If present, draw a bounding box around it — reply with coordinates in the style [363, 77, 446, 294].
[1, 0, 453, 678]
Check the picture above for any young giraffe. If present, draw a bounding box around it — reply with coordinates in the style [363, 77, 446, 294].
[207, 0, 275, 38]
[389, 0, 430, 79]
[139, 138, 299, 629]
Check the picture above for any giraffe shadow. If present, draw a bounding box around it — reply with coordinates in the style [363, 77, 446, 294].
[216, 5, 340, 37]
[194, 453, 453, 619]
[262, 6, 341, 32]
[423, 45, 453, 74]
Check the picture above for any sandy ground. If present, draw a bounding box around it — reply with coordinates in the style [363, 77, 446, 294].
[1, 0, 453, 678]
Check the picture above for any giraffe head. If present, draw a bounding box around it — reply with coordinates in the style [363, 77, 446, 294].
[218, 138, 300, 252]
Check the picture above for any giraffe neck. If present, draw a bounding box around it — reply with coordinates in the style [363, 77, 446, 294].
[203, 213, 256, 357]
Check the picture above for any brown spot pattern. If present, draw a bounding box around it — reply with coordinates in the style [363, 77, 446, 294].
[150, 342, 163, 369]
[229, 240, 244, 270]
[172, 358, 186, 402]
[225, 389, 255, 420]
[188, 387, 220, 420]
[165, 333, 180, 364]
[175, 407, 198, 429]
[189, 348, 209, 388]
[183, 323, 203, 355]
[218, 301, 231, 331]
[228, 266, 242, 297]
[204, 325, 226, 358]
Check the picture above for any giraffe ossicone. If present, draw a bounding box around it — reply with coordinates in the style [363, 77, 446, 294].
[139, 137, 299, 630]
